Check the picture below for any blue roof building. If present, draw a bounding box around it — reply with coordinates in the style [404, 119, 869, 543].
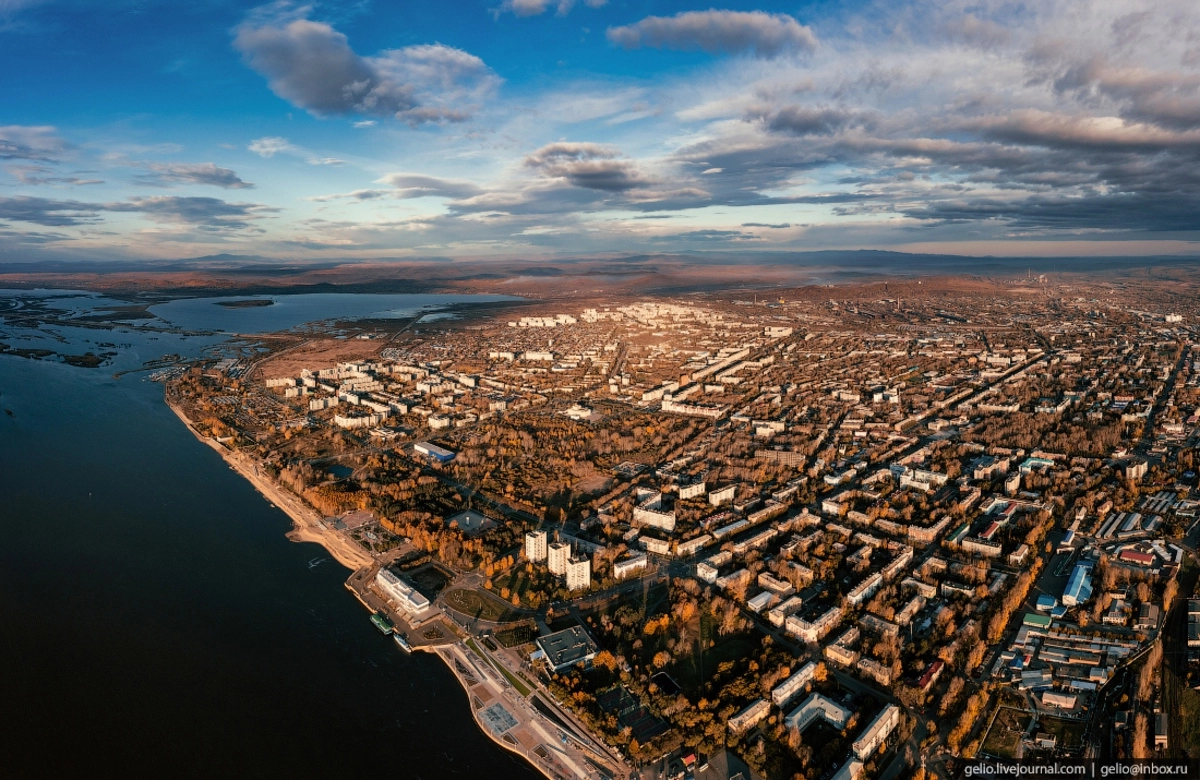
[1062, 563, 1093, 606]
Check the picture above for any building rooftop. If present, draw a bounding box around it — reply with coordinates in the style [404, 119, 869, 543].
[536, 626, 599, 672]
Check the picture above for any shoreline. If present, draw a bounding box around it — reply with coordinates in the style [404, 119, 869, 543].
[433, 643, 606, 780]
[165, 394, 374, 571]
[434, 644, 538, 767]
[164, 391, 610, 780]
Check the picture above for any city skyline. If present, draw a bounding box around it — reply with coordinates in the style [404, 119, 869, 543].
[2, 0, 1199, 263]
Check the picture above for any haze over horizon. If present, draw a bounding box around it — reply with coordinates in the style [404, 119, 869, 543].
[3, 0, 1200, 265]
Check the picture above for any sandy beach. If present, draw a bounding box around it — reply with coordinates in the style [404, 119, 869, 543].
[166, 397, 374, 571]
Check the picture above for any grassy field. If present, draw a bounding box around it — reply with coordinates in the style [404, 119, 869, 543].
[982, 707, 1034, 759]
[444, 588, 523, 623]
[492, 566, 539, 600]
[496, 661, 534, 696]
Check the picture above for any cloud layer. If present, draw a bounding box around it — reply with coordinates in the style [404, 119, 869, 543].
[0, 194, 274, 231]
[5, 0, 1200, 261]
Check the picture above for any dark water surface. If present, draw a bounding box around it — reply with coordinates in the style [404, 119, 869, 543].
[149, 292, 520, 333]
[0, 296, 538, 779]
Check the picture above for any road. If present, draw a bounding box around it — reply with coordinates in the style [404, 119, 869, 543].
[1135, 341, 1187, 461]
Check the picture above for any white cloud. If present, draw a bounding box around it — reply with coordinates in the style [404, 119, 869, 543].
[247, 137, 344, 165]
[247, 136, 293, 158]
[0, 125, 68, 161]
[498, 0, 605, 17]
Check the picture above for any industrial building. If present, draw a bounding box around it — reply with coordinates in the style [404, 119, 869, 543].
[413, 441, 455, 463]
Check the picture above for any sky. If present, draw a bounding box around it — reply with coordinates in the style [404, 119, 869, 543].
[2, 0, 1200, 263]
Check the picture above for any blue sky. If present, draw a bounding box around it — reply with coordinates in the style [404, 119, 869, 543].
[2, 0, 1199, 263]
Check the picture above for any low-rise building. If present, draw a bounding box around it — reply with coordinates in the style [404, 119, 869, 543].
[375, 568, 431, 618]
[535, 626, 598, 673]
[728, 699, 771, 733]
[852, 704, 900, 760]
[613, 553, 648, 580]
[771, 661, 817, 707]
[785, 692, 852, 732]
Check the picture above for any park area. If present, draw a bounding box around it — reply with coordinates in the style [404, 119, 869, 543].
[444, 588, 524, 623]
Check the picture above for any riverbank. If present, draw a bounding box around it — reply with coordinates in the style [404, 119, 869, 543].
[434, 643, 606, 780]
[165, 395, 374, 571]
[164, 392, 612, 780]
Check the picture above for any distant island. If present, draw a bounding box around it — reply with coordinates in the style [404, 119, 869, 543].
[216, 299, 274, 309]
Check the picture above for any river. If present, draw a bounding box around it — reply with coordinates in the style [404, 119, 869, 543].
[0, 291, 540, 778]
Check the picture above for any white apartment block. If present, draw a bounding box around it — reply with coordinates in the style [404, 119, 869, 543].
[548, 541, 571, 575]
[525, 530, 547, 562]
[566, 557, 591, 591]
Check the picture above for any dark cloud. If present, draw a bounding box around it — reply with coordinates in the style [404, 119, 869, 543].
[524, 142, 652, 191]
[607, 10, 818, 58]
[7, 165, 103, 186]
[653, 229, 759, 243]
[377, 173, 484, 199]
[903, 192, 1200, 233]
[0, 194, 275, 232]
[757, 105, 861, 135]
[234, 10, 497, 124]
[235, 16, 416, 115]
[0, 196, 103, 226]
[307, 189, 390, 202]
[107, 196, 277, 230]
[0, 226, 71, 245]
[139, 162, 254, 189]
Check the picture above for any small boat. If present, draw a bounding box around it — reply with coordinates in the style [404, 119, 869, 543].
[394, 633, 412, 653]
[370, 612, 394, 635]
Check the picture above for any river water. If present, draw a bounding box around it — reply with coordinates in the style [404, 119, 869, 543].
[0, 291, 539, 778]
[149, 292, 520, 333]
